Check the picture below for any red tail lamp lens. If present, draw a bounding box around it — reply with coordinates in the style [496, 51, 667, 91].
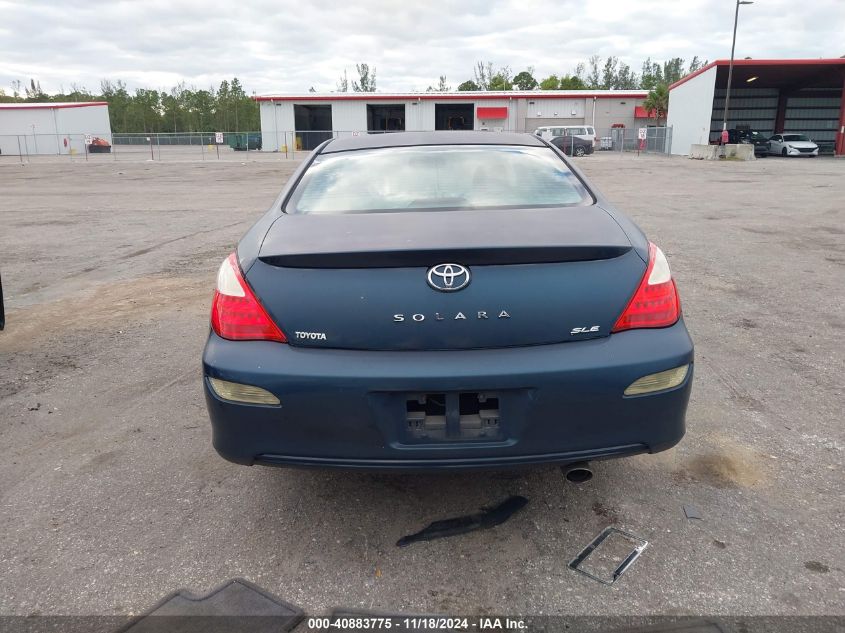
[613, 242, 680, 332]
[210, 253, 286, 342]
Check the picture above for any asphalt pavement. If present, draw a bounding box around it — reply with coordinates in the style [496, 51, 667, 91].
[0, 151, 842, 618]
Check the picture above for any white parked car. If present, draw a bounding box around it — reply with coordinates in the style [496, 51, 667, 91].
[535, 125, 598, 147]
[768, 134, 819, 157]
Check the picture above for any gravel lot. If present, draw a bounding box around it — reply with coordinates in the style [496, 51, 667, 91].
[0, 151, 842, 619]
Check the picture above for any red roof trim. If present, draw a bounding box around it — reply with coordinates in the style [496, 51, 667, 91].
[0, 101, 109, 110]
[667, 62, 719, 91]
[253, 92, 647, 102]
[668, 58, 845, 91]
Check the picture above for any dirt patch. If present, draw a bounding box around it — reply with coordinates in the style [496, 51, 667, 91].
[591, 502, 620, 524]
[676, 449, 767, 489]
[0, 275, 209, 352]
[632, 436, 770, 489]
[735, 318, 758, 329]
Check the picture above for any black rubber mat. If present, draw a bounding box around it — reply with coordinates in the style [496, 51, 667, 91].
[119, 578, 303, 633]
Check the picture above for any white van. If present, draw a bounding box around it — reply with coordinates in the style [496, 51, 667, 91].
[535, 125, 597, 147]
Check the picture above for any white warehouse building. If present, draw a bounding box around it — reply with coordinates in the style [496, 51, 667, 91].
[254, 90, 650, 151]
[667, 58, 845, 156]
[0, 101, 112, 156]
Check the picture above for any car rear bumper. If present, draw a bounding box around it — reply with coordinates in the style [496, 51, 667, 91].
[202, 321, 694, 470]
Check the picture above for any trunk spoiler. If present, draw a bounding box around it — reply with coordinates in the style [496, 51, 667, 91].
[259, 207, 632, 268]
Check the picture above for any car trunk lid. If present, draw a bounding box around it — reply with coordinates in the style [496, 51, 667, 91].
[247, 206, 644, 350]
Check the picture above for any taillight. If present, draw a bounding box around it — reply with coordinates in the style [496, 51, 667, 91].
[612, 242, 680, 332]
[210, 253, 287, 342]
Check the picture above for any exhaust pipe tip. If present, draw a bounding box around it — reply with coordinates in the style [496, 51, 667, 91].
[563, 461, 593, 484]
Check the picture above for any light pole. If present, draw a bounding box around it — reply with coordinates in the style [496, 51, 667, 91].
[722, 0, 754, 132]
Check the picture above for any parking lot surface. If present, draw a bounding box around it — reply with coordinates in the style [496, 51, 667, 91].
[0, 152, 842, 617]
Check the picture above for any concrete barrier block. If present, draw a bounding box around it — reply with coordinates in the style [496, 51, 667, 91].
[689, 144, 718, 159]
[688, 143, 756, 160]
[726, 144, 756, 160]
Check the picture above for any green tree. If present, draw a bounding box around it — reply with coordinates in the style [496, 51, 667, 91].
[643, 83, 669, 124]
[662, 58, 686, 85]
[488, 72, 513, 91]
[457, 80, 479, 91]
[131, 88, 163, 132]
[228, 77, 257, 130]
[539, 74, 560, 90]
[66, 83, 95, 102]
[100, 80, 132, 132]
[426, 75, 450, 92]
[352, 63, 376, 92]
[25, 78, 46, 100]
[616, 63, 639, 89]
[688, 56, 706, 73]
[473, 61, 494, 90]
[513, 69, 538, 90]
[337, 70, 349, 92]
[601, 57, 618, 89]
[559, 74, 587, 89]
[215, 79, 231, 130]
[586, 55, 601, 88]
[591, 57, 639, 89]
[160, 92, 179, 133]
[191, 89, 215, 132]
[4, 75, 259, 133]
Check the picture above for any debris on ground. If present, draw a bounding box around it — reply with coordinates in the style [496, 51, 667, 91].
[569, 526, 649, 585]
[396, 495, 528, 547]
[683, 505, 703, 520]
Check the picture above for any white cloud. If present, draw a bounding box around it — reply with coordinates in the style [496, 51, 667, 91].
[0, 0, 842, 95]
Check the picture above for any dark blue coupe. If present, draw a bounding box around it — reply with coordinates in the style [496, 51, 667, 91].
[203, 132, 693, 473]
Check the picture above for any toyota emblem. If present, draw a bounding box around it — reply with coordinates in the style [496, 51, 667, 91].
[426, 263, 471, 292]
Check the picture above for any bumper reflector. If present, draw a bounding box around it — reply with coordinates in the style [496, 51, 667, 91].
[624, 364, 689, 396]
[208, 377, 280, 405]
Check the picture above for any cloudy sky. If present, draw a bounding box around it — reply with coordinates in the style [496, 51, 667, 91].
[1, 0, 843, 95]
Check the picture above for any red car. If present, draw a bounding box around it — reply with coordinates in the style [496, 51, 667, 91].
[88, 137, 111, 153]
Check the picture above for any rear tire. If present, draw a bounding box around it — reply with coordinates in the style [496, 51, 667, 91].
[574, 146, 586, 157]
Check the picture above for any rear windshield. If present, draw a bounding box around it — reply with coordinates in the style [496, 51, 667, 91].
[287, 145, 592, 214]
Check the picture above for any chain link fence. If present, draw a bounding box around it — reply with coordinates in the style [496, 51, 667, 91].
[0, 127, 673, 163]
[593, 126, 673, 154]
[0, 131, 276, 163]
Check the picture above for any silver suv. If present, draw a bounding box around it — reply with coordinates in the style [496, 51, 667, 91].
[534, 125, 597, 147]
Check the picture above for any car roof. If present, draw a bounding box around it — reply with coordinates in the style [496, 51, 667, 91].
[320, 131, 546, 154]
